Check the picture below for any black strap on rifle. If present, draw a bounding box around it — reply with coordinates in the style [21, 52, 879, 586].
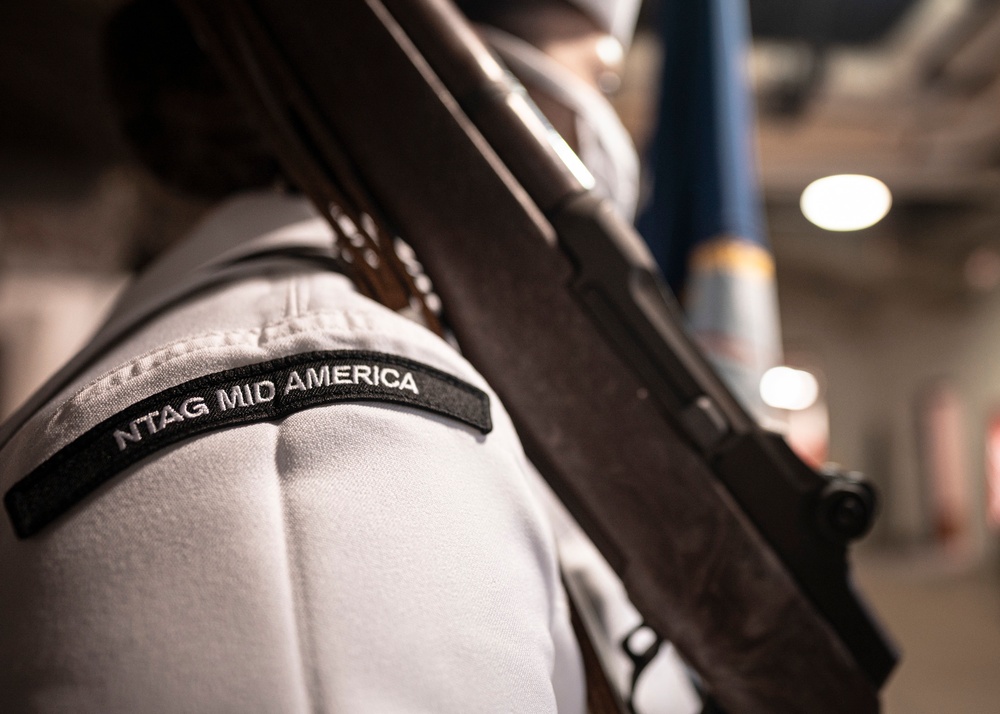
[568, 585, 630, 714]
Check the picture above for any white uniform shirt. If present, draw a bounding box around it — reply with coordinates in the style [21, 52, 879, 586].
[0, 192, 585, 713]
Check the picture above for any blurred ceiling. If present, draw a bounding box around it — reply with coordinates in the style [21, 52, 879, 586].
[1, 0, 1000, 300]
[751, 0, 920, 45]
[748, 0, 1000, 302]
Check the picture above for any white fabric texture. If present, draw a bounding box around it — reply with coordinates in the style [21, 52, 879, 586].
[0, 192, 585, 714]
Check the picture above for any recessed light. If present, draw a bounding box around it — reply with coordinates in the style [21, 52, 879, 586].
[800, 174, 892, 231]
[760, 366, 820, 411]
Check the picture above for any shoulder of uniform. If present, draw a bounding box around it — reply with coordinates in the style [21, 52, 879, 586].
[0, 308, 492, 537]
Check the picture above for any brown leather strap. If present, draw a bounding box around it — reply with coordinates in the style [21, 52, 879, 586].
[567, 584, 629, 714]
[194, 1, 445, 336]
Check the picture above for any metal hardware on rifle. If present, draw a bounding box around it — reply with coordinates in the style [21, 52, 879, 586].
[817, 470, 878, 544]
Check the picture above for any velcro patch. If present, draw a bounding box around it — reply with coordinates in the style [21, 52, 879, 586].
[5, 350, 492, 538]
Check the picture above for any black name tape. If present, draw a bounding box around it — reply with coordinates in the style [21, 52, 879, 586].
[5, 350, 491, 538]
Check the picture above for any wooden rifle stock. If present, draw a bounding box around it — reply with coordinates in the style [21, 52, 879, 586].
[176, 0, 898, 711]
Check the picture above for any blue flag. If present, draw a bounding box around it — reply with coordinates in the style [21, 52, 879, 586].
[637, 0, 783, 424]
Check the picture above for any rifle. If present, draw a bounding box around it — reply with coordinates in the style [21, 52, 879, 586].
[175, 1, 898, 711]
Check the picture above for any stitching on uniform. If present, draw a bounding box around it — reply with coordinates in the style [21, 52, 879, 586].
[66, 310, 376, 402]
[70, 330, 262, 401]
[45, 309, 384, 432]
[40, 352, 491, 465]
[7, 351, 492, 537]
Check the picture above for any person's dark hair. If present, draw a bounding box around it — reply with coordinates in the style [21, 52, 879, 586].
[103, 0, 281, 199]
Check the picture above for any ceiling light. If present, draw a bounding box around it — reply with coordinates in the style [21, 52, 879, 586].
[800, 174, 892, 231]
[760, 366, 820, 411]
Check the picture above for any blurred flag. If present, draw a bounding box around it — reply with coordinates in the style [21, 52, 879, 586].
[637, 0, 782, 424]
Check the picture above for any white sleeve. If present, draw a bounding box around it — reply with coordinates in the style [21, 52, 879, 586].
[1, 399, 584, 713]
